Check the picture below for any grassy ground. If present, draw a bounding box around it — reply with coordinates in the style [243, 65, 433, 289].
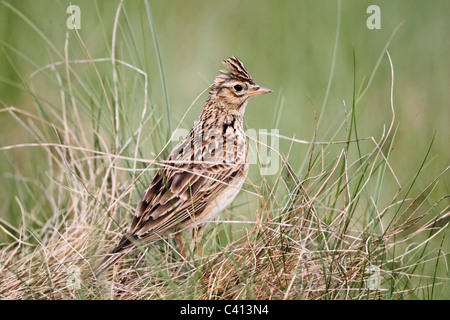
[0, 0, 448, 299]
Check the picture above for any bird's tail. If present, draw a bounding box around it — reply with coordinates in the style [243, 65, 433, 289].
[94, 251, 126, 277]
[94, 235, 134, 277]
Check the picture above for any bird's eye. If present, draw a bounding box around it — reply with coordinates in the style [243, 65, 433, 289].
[233, 84, 243, 92]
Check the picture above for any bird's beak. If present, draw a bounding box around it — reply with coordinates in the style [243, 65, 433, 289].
[247, 86, 272, 96]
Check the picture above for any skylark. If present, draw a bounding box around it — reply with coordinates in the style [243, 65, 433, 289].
[97, 56, 271, 274]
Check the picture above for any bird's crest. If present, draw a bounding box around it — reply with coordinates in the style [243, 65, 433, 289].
[220, 56, 255, 85]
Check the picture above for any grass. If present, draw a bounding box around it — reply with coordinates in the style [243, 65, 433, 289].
[0, 1, 449, 299]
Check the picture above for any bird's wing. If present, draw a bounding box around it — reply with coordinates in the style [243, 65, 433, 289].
[97, 158, 244, 274]
[127, 162, 243, 240]
[123, 127, 247, 246]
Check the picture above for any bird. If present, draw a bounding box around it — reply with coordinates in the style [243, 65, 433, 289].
[96, 56, 271, 275]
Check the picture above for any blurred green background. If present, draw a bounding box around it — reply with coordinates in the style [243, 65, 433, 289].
[0, 0, 449, 293]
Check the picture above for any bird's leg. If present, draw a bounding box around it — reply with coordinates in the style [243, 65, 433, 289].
[175, 233, 187, 259]
[191, 227, 205, 257]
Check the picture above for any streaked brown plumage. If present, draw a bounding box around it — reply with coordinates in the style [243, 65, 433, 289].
[96, 56, 271, 275]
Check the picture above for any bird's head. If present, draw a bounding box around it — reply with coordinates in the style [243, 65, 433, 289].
[208, 56, 271, 113]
